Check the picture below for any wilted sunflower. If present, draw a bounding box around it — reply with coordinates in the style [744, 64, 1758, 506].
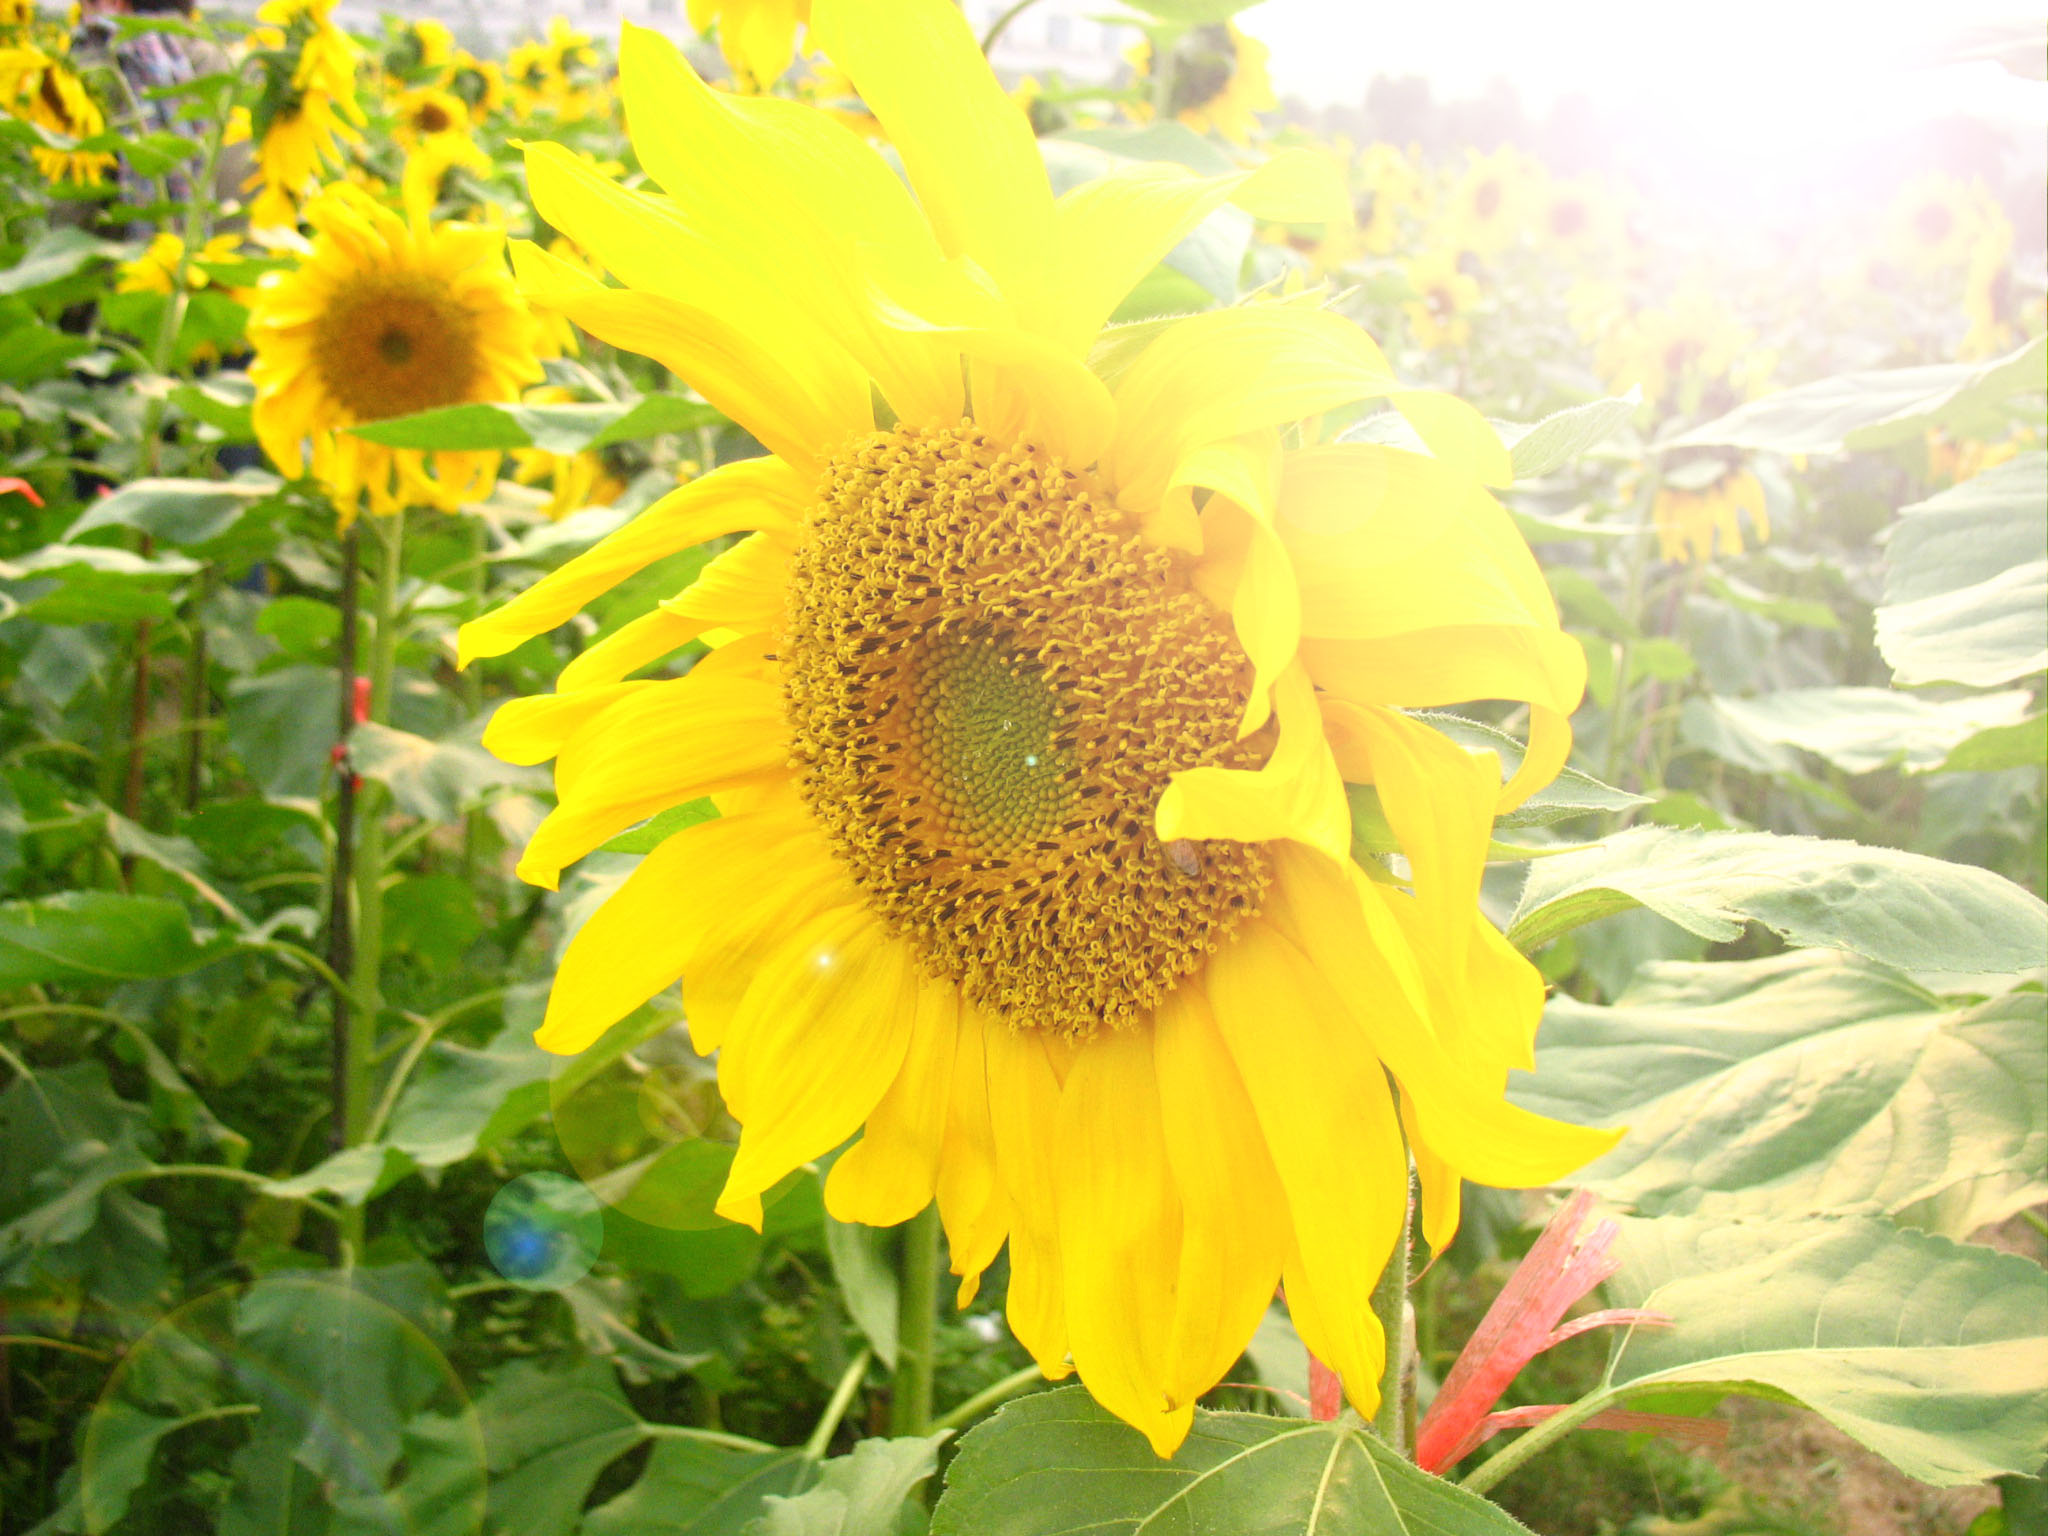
[245, 0, 364, 226]
[1651, 462, 1769, 563]
[468, 1, 1611, 1457]
[246, 183, 542, 523]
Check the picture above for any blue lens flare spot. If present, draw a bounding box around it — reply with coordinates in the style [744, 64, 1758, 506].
[483, 1172, 604, 1291]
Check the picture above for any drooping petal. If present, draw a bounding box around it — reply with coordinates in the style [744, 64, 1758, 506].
[1156, 663, 1349, 861]
[937, 1002, 1008, 1305]
[1153, 985, 1289, 1409]
[1055, 1025, 1189, 1456]
[715, 901, 920, 1226]
[516, 663, 789, 889]
[811, 0, 1053, 318]
[825, 979, 960, 1227]
[983, 1020, 1073, 1378]
[1206, 919, 1408, 1414]
[458, 454, 805, 665]
[1267, 845, 1620, 1190]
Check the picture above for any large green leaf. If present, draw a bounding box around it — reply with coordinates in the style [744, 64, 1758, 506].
[346, 394, 721, 455]
[1498, 390, 1640, 479]
[1877, 453, 2048, 687]
[0, 891, 231, 987]
[583, 1440, 815, 1535]
[1507, 825, 2048, 972]
[1671, 336, 2046, 455]
[349, 720, 545, 823]
[1601, 1215, 2048, 1486]
[930, 1387, 1535, 1535]
[1513, 951, 2046, 1234]
[0, 227, 120, 297]
[480, 1358, 648, 1536]
[66, 475, 280, 545]
[825, 1215, 900, 1369]
[753, 1435, 943, 1536]
[1687, 685, 2035, 774]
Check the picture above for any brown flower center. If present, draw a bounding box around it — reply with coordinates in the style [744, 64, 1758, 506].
[311, 273, 481, 422]
[781, 423, 1272, 1035]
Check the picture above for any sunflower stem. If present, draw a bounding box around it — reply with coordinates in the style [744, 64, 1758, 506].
[890, 1202, 942, 1436]
[1369, 1174, 1414, 1453]
[338, 510, 405, 1251]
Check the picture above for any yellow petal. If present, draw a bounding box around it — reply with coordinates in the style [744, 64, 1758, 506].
[984, 1020, 1072, 1377]
[483, 681, 650, 766]
[1268, 845, 1620, 1190]
[811, 0, 1053, 320]
[1156, 663, 1349, 861]
[511, 240, 861, 470]
[715, 903, 920, 1227]
[555, 609, 706, 693]
[459, 454, 805, 666]
[615, 24, 964, 421]
[516, 666, 787, 890]
[1206, 919, 1406, 1411]
[1046, 148, 1347, 355]
[1340, 702, 1498, 978]
[937, 1002, 1008, 1305]
[824, 980, 960, 1227]
[1153, 986, 1288, 1409]
[1056, 1025, 1191, 1457]
[1109, 306, 1398, 516]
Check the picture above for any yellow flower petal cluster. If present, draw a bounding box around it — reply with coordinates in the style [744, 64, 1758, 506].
[688, 0, 810, 92]
[117, 232, 247, 296]
[1444, 144, 1537, 256]
[466, 1, 1611, 1457]
[1598, 283, 1753, 416]
[1651, 465, 1769, 563]
[511, 385, 628, 519]
[246, 183, 542, 524]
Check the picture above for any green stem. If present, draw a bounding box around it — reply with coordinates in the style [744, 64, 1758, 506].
[1601, 474, 1661, 790]
[182, 565, 214, 811]
[1459, 1385, 1621, 1498]
[643, 1423, 777, 1454]
[107, 1163, 341, 1224]
[890, 1204, 942, 1437]
[807, 1347, 874, 1459]
[339, 511, 405, 1249]
[930, 1363, 1044, 1434]
[979, 0, 1044, 53]
[1369, 1175, 1413, 1451]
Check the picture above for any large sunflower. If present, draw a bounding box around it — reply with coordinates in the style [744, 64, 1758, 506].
[246, 184, 542, 523]
[466, 1, 1610, 1456]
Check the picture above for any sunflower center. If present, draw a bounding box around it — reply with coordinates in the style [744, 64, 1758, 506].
[416, 101, 452, 133]
[911, 634, 1072, 852]
[783, 423, 1272, 1036]
[312, 274, 482, 423]
[1474, 179, 1502, 219]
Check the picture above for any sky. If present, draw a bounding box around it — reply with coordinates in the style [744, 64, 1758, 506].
[1243, 1, 2048, 223]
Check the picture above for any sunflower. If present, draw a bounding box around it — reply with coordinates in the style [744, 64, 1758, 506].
[689, 0, 810, 92]
[246, 183, 542, 524]
[1886, 172, 1984, 274]
[399, 130, 490, 225]
[0, 42, 115, 184]
[1600, 284, 1751, 416]
[1444, 145, 1533, 256]
[1537, 172, 1622, 265]
[392, 84, 470, 147]
[1404, 249, 1481, 350]
[1129, 21, 1274, 146]
[507, 18, 604, 122]
[466, 3, 1611, 1457]
[1651, 462, 1769, 563]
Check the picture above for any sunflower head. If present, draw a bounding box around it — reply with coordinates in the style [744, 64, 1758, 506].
[1404, 249, 1481, 350]
[1130, 21, 1274, 146]
[246, 183, 542, 523]
[1652, 460, 1769, 563]
[467, 2, 1609, 1459]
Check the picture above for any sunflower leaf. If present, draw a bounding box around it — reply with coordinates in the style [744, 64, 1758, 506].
[931, 1387, 1531, 1535]
[1506, 824, 2048, 970]
[1497, 389, 1641, 479]
[344, 395, 722, 456]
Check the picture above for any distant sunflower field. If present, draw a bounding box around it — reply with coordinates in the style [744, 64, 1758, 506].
[0, 0, 2043, 1533]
